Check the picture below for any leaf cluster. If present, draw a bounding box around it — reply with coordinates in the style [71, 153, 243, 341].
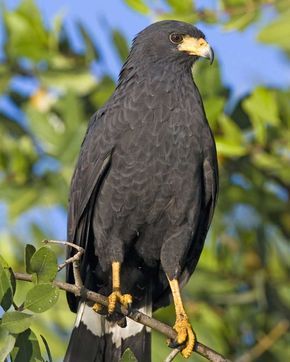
[0, 246, 59, 361]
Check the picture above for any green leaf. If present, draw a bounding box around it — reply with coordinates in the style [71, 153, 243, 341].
[204, 96, 225, 129]
[55, 91, 84, 132]
[0, 64, 11, 93]
[167, 0, 193, 13]
[40, 335, 52, 362]
[9, 188, 39, 219]
[157, 11, 197, 23]
[193, 59, 223, 98]
[112, 30, 129, 62]
[216, 138, 247, 157]
[222, 0, 247, 6]
[224, 11, 258, 31]
[25, 107, 62, 156]
[27, 92, 87, 164]
[124, 0, 149, 15]
[39, 69, 96, 95]
[219, 114, 243, 141]
[10, 329, 42, 362]
[78, 22, 100, 62]
[276, 0, 290, 12]
[25, 244, 36, 274]
[0, 257, 15, 297]
[0, 260, 13, 311]
[24, 284, 59, 313]
[248, 87, 279, 125]
[243, 87, 280, 144]
[49, 12, 64, 53]
[120, 348, 138, 361]
[258, 10, 290, 53]
[0, 326, 15, 361]
[277, 90, 290, 127]
[0, 255, 9, 268]
[30, 247, 58, 283]
[215, 114, 247, 157]
[3, 0, 50, 61]
[90, 76, 115, 108]
[1, 311, 32, 334]
[251, 151, 290, 184]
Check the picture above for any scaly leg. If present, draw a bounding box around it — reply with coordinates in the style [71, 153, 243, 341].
[92, 262, 132, 315]
[168, 278, 196, 359]
[107, 261, 133, 314]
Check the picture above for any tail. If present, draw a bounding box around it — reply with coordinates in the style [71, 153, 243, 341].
[64, 293, 152, 362]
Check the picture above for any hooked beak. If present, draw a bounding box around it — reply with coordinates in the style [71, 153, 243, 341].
[178, 36, 214, 64]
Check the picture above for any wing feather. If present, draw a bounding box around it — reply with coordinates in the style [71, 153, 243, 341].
[66, 111, 114, 311]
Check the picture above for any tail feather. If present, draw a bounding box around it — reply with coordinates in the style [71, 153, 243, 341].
[64, 294, 152, 362]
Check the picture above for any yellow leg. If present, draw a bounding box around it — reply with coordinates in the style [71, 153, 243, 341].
[168, 278, 196, 359]
[107, 261, 133, 314]
[93, 262, 132, 315]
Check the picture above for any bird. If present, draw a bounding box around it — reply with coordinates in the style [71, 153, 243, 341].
[64, 20, 218, 362]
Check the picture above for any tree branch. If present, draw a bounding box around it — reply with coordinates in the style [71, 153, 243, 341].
[236, 319, 289, 362]
[14, 271, 231, 362]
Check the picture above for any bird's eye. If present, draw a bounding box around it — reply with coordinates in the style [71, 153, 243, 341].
[169, 33, 183, 44]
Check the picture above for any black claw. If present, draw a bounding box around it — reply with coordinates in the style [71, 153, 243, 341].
[127, 303, 132, 314]
[98, 306, 108, 315]
[168, 339, 185, 349]
[168, 340, 180, 349]
[117, 317, 127, 328]
[106, 313, 114, 322]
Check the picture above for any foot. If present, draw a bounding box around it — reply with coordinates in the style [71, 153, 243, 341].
[92, 303, 106, 314]
[170, 316, 196, 358]
[108, 290, 133, 314]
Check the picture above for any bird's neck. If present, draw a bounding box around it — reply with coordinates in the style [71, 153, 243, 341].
[117, 58, 195, 91]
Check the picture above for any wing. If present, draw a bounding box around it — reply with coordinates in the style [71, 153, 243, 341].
[66, 110, 114, 311]
[153, 136, 218, 311]
[65, 74, 155, 311]
[180, 152, 219, 287]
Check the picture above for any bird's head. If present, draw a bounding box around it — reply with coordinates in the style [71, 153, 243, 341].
[130, 20, 214, 67]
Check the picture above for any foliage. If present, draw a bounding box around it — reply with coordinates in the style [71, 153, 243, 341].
[0, 248, 58, 361]
[0, 0, 289, 361]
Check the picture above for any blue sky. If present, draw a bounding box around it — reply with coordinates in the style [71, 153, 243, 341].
[1, 0, 290, 240]
[1, 0, 290, 98]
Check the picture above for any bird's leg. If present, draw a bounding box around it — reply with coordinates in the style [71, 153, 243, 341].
[107, 261, 133, 314]
[168, 278, 196, 359]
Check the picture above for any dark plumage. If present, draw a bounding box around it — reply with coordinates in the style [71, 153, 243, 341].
[65, 20, 218, 362]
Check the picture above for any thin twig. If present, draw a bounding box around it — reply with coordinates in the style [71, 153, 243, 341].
[43, 239, 84, 271]
[43, 239, 83, 252]
[43, 239, 84, 287]
[164, 347, 181, 362]
[14, 271, 231, 362]
[236, 319, 289, 362]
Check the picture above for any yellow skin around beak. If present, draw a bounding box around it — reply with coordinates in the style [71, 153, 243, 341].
[178, 36, 214, 64]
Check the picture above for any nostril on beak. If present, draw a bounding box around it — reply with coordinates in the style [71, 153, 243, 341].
[198, 38, 206, 47]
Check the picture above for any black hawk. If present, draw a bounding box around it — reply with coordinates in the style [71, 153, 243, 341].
[65, 20, 218, 361]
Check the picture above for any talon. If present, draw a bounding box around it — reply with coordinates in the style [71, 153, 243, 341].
[117, 317, 127, 328]
[126, 302, 132, 314]
[167, 339, 180, 349]
[120, 293, 133, 309]
[92, 303, 106, 314]
[108, 291, 133, 314]
[172, 317, 196, 359]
